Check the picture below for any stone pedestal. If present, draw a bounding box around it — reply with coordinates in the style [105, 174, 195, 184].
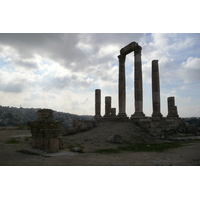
[111, 108, 116, 117]
[94, 89, 102, 119]
[104, 96, 111, 117]
[167, 97, 179, 117]
[117, 54, 127, 118]
[44, 138, 59, 153]
[38, 109, 54, 121]
[151, 60, 163, 118]
[131, 45, 145, 118]
[27, 109, 63, 153]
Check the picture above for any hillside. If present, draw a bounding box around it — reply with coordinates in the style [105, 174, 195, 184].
[0, 105, 93, 127]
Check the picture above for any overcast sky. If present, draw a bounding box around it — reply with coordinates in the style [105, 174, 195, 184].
[0, 33, 199, 117]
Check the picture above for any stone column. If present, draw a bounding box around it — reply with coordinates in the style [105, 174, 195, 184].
[117, 54, 127, 118]
[131, 45, 145, 118]
[111, 108, 116, 117]
[167, 96, 179, 117]
[94, 89, 102, 119]
[104, 96, 111, 117]
[152, 60, 163, 117]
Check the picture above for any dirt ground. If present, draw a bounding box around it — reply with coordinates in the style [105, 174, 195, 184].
[0, 121, 200, 166]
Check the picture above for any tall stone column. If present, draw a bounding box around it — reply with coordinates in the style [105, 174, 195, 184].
[131, 45, 145, 118]
[94, 89, 102, 119]
[167, 97, 179, 117]
[152, 60, 163, 117]
[104, 96, 111, 117]
[117, 54, 127, 118]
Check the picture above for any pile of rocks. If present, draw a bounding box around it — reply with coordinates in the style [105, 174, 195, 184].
[62, 119, 97, 136]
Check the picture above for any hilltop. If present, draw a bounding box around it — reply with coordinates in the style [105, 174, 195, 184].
[0, 105, 93, 127]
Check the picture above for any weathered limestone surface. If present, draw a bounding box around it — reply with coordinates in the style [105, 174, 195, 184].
[94, 89, 102, 119]
[167, 97, 179, 117]
[151, 60, 163, 118]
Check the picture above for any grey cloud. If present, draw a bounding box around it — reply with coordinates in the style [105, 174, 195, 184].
[0, 33, 86, 70]
[14, 59, 38, 69]
[40, 74, 93, 91]
[0, 33, 145, 73]
[0, 80, 27, 93]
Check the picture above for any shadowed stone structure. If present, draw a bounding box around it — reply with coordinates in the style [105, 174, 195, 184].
[27, 109, 63, 153]
[111, 108, 116, 117]
[104, 96, 111, 117]
[131, 45, 145, 118]
[94, 89, 102, 119]
[167, 97, 179, 117]
[151, 60, 163, 118]
[93, 41, 183, 134]
[117, 42, 145, 119]
[117, 54, 127, 118]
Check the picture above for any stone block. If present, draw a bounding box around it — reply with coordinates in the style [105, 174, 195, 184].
[62, 127, 77, 136]
[44, 138, 59, 153]
[32, 136, 42, 149]
[38, 109, 54, 121]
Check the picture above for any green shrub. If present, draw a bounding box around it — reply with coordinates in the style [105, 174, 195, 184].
[5, 138, 19, 144]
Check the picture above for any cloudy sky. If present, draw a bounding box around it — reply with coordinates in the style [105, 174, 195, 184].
[0, 33, 199, 117]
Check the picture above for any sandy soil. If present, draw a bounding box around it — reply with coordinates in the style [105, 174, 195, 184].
[0, 121, 200, 166]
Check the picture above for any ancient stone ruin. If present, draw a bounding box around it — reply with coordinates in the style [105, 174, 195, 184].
[94, 41, 183, 135]
[27, 109, 63, 153]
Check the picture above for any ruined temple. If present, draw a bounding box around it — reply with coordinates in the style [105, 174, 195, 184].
[94, 42, 183, 134]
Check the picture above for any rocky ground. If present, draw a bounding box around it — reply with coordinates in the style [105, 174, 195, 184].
[0, 121, 200, 166]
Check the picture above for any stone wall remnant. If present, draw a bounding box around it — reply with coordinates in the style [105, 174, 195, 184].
[27, 109, 63, 153]
[167, 97, 179, 118]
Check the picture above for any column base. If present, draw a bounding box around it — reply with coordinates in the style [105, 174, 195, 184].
[117, 113, 129, 119]
[167, 114, 179, 118]
[94, 115, 102, 119]
[103, 114, 111, 118]
[131, 112, 145, 119]
[152, 113, 163, 118]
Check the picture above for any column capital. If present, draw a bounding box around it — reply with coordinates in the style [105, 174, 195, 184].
[134, 45, 142, 55]
[118, 54, 126, 63]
